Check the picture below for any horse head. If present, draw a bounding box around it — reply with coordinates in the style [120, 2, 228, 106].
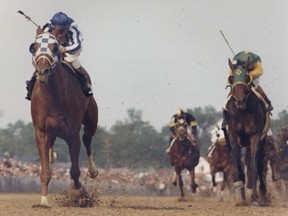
[175, 118, 188, 141]
[29, 32, 60, 82]
[228, 57, 253, 110]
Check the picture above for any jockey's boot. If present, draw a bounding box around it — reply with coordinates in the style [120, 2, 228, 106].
[75, 66, 93, 96]
[165, 136, 174, 154]
[25, 74, 36, 101]
[255, 85, 273, 112]
[165, 144, 171, 154]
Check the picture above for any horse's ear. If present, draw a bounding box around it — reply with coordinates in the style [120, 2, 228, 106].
[36, 26, 43, 35]
[29, 43, 36, 54]
[244, 57, 250, 71]
[228, 59, 234, 70]
[228, 74, 234, 85]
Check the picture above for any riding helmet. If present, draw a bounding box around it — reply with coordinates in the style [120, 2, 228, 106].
[177, 108, 186, 116]
[50, 12, 72, 30]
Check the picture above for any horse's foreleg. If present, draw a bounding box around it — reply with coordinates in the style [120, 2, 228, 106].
[36, 130, 51, 206]
[82, 127, 98, 178]
[178, 173, 184, 198]
[68, 135, 81, 190]
[190, 168, 198, 193]
[249, 136, 261, 206]
[211, 170, 217, 188]
[172, 170, 177, 186]
[231, 145, 245, 185]
[219, 171, 228, 201]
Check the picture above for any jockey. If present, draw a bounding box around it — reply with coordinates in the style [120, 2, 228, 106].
[208, 120, 225, 157]
[166, 108, 198, 153]
[228, 51, 273, 111]
[222, 50, 273, 142]
[25, 11, 92, 100]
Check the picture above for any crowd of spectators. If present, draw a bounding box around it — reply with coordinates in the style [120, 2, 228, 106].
[0, 151, 212, 195]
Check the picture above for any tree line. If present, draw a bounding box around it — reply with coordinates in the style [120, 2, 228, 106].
[1, 106, 288, 169]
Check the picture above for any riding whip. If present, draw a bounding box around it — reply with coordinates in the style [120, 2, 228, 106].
[17, 10, 39, 27]
[220, 30, 235, 56]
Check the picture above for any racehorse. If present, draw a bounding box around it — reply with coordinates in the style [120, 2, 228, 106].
[29, 32, 98, 206]
[207, 138, 233, 201]
[225, 57, 271, 206]
[168, 118, 200, 199]
[273, 125, 288, 197]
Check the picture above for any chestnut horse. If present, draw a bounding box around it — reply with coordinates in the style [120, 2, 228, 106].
[225, 58, 270, 206]
[29, 32, 98, 206]
[207, 138, 232, 201]
[168, 118, 200, 199]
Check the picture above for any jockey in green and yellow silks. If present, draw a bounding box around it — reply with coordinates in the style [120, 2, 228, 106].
[228, 51, 273, 111]
[166, 108, 198, 154]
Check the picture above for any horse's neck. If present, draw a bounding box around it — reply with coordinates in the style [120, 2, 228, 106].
[36, 65, 73, 103]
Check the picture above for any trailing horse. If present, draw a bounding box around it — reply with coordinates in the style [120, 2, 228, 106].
[207, 138, 233, 201]
[273, 125, 288, 198]
[168, 118, 200, 199]
[224, 57, 271, 206]
[29, 32, 98, 206]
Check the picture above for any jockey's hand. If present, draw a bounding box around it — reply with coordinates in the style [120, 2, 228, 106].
[60, 46, 67, 54]
[59, 46, 67, 60]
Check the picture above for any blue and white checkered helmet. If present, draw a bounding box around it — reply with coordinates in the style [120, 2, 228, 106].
[50, 12, 72, 30]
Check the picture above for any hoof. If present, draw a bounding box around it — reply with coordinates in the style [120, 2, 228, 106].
[250, 201, 259, 207]
[233, 181, 244, 190]
[70, 186, 87, 201]
[192, 184, 198, 193]
[89, 169, 98, 179]
[177, 197, 187, 202]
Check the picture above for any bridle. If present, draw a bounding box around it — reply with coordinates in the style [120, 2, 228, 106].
[176, 119, 188, 141]
[30, 33, 60, 81]
[228, 62, 253, 110]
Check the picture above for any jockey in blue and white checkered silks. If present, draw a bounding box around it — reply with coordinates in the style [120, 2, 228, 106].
[25, 12, 93, 100]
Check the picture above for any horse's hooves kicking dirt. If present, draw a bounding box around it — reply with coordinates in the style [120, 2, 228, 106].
[31, 204, 51, 208]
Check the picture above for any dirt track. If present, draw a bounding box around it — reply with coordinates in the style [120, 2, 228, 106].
[0, 193, 287, 216]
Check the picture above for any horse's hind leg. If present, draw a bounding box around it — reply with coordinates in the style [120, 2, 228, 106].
[189, 168, 198, 193]
[82, 98, 98, 178]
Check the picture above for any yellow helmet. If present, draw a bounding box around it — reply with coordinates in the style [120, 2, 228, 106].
[176, 108, 186, 116]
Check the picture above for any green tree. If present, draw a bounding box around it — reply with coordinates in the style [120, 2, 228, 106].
[109, 108, 167, 169]
[188, 106, 222, 155]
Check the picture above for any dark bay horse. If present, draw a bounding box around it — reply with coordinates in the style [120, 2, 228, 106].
[273, 125, 288, 197]
[225, 58, 270, 206]
[29, 32, 98, 206]
[168, 119, 200, 199]
[207, 138, 232, 201]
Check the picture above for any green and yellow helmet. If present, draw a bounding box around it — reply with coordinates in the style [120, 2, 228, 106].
[176, 108, 186, 116]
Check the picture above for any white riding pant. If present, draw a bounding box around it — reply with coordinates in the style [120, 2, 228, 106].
[253, 78, 260, 88]
[64, 47, 82, 69]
